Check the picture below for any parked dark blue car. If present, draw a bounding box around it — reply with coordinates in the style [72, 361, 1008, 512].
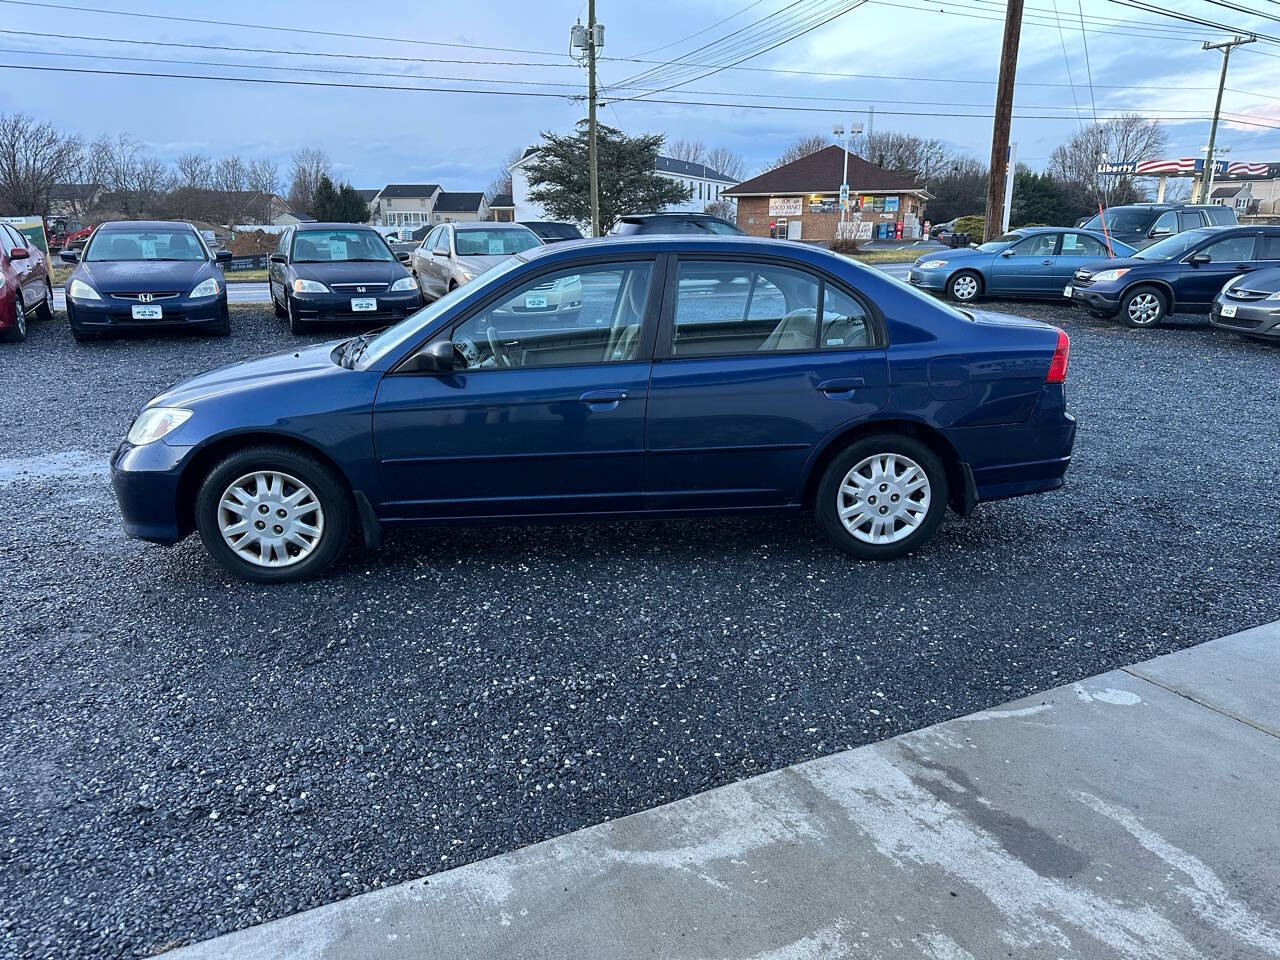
[908, 227, 1135, 303]
[1066, 225, 1280, 327]
[111, 236, 1076, 582]
[62, 220, 232, 340]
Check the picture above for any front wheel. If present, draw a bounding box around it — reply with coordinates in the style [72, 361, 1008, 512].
[194, 446, 352, 583]
[286, 294, 308, 335]
[1, 295, 26, 343]
[1120, 286, 1167, 328]
[37, 280, 54, 321]
[815, 435, 949, 560]
[208, 302, 231, 337]
[948, 270, 982, 303]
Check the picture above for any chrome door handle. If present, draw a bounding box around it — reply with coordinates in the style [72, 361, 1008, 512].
[817, 378, 864, 396]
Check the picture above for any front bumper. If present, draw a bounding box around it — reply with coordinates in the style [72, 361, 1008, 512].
[69, 294, 225, 329]
[1063, 282, 1121, 314]
[907, 268, 947, 291]
[110, 440, 191, 544]
[292, 290, 422, 323]
[1210, 300, 1280, 337]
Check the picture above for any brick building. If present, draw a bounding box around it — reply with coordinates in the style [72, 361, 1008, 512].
[724, 146, 931, 243]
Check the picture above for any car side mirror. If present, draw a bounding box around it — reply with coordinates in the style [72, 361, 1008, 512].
[214, 249, 232, 263]
[1150, 228, 1171, 237]
[401, 339, 454, 374]
[397, 252, 410, 263]
[9, 247, 29, 260]
[1188, 252, 1210, 265]
[269, 252, 287, 264]
[1000, 249, 1014, 257]
[60, 248, 79, 263]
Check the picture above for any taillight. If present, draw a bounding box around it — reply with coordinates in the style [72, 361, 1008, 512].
[1046, 329, 1069, 384]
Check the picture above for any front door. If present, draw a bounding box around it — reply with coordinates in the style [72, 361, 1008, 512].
[1178, 232, 1257, 308]
[988, 233, 1060, 294]
[372, 258, 659, 519]
[645, 256, 890, 510]
[1054, 231, 1110, 284]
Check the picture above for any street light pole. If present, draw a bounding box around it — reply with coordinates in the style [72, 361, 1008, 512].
[1198, 35, 1254, 204]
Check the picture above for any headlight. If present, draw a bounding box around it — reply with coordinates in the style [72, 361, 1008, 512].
[293, 278, 330, 294]
[1090, 268, 1130, 283]
[190, 277, 221, 298]
[389, 276, 418, 292]
[69, 278, 101, 301]
[918, 260, 949, 269]
[126, 407, 192, 445]
[1268, 290, 1280, 301]
[459, 271, 476, 282]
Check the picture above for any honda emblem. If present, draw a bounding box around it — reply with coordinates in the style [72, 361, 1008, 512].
[138, 292, 154, 303]
[356, 286, 366, 294]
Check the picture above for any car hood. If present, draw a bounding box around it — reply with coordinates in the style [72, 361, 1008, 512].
[292, 261, 407, 285]
[915, 247, 991, 266]
[150, 342, 343, 408]
[1071, 256, 1151, 276]
[455, 254, 511, 274]
[78, 259, 214, 294]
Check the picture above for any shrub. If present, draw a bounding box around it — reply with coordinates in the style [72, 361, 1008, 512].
[953, 215, 985, 240]
[829, 237, 859, 254]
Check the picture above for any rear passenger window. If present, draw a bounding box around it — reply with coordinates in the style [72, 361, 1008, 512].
[1059, 233, 1107, 258]
[671, 261, 819, 356]
[1199, 236, 1254, 262]
[1257, 235, 1280, 262]
[820, 286, 872, 349]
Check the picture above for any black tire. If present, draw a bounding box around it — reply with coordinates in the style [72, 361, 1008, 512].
[815, 434, 949, 561]
[208, 302, 231, 337]
[37, 280, 54, 321]
[273, 283, 286, 319]
[947, 270, 983, 303]
[286, 293, 308, 335]
[194, 445, 353, 583]
[1119, 285, 1168, 328]
[1, 294, 26, 343]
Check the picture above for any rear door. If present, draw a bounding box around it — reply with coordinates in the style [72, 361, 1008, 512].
[988, 233, 1060, 293]
[1054, 232, 1110, 283]
[644, 255, 890, 510]
[372, 256, 660, 519]
[1178, 232, 1257, 307]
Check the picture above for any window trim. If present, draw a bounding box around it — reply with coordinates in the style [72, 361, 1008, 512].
[653, 253, 886, 362]
[1058, 231, 1108, 259]
[389, 255, 666, 376]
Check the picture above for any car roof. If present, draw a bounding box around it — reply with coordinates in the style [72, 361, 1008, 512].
[293, 222, 380, 231]
[516, 234, 850, 268]
[620, 212, 720, 220]
[453, 221, 532, 230]
[97, 220, 197, 231]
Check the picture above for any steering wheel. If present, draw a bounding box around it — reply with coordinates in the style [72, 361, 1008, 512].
[453, 332, 482, 368]
[486, 325, 513, 368]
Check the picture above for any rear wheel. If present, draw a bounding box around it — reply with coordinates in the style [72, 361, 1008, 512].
[1, 294, 26, 343]
[948, 270, 982, 303]
[1120, 285, 1167, 328]
[815, 434, 949, 560]
[194, 445, 352, 583]
[37, 280, 54, 321]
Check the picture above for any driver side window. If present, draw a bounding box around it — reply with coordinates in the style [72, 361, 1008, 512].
[450, 261, 654, 370]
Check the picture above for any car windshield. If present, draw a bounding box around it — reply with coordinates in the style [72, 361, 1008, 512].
[292, 229, 394, 263]
[1133, 229, 1216, 261]
[1082, 209, 1155, 233]
[526, 222, 582, 240]
[355, 255, 527, 369]
[85, 228, 207, 262]
[454, 228, 541, 256]
[975, 233, 1023, 252]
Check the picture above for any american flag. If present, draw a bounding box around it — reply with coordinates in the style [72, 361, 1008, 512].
[1226, 161, 1268, 177]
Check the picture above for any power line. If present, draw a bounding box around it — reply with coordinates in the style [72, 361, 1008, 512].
[1107, 0, 1280, 43]
[1194, 0, 1280, 24]
[7, 60, 1279, 130]
[624, 0, 772, 57]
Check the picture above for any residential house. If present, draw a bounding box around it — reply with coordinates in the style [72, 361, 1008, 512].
[724, 146, 931, 242]
[432, 191, 489, 223]
[489, 193, 515, 222]
[375, 184, 442, 231]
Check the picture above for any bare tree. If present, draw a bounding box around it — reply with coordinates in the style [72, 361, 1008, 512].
[667, 139, 707, 165]
[850, 131, 953, 181]
[767, 134, 832, 171]
[704, 199, 736, 221]
[288, 147, 331, 214]
[0, 112, 83, 215]
[1047, 115, 1168, 208]
[174, 152, 213, 190]
[247, 157, 280, 223]
[133, 157, 172, 217]
[485, 146, 524, 202]
[96, 134, 146, 216]
[704, 147, 745, 182]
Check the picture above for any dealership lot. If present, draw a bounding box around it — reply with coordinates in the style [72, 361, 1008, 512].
[2, 304, 1278, 959]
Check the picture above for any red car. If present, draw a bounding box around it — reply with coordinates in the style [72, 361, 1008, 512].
[0, 222, 54, 343]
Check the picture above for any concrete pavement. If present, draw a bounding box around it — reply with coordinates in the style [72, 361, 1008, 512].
[169, 620, 1280, 960]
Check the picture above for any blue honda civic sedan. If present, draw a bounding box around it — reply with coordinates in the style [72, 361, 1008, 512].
[61, 220, 232, 340]
[908, 227, 1135, 303]
[110, 236, 1076, 582]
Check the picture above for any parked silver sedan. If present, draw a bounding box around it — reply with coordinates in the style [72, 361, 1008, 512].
[411, 223, 542, 302]
[1210, 265, 1280, 339]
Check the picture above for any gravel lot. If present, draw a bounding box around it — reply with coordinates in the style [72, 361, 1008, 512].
[2, 302, 1278, 959]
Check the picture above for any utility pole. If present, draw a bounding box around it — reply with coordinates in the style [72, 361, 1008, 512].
[983, 0, 1023, 241]
[570, 8, 605, 236]
[833, 120, 863, 239]
[1197, 35, 1254, 204]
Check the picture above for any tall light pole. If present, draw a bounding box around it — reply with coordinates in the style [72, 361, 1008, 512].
[833, 120, 863, 239]
[570, 6, 605, 236]
[1198, 35, 1254, 204]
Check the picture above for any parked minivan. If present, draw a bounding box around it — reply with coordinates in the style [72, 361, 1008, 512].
[1079, 203, 1237, 250]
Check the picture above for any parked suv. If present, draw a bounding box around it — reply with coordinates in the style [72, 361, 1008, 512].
[612, 213, 744, 236]
[1079, 203, 1236, 250]
[1064, 225, 1280, 327]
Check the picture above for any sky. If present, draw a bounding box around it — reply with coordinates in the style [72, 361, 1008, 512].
[0, 0, 1278, 193]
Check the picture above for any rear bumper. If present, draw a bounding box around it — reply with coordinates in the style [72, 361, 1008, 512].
[1210, 302, 1280, 337]
[110, 440, 190, 544]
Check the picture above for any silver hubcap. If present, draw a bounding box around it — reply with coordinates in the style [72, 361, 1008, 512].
[15, 298, 24, 335]
[837, 453, 931, 545]
[953, 275, 977, 300]
[217, 471, 324, 568]
[1127, 293, 1161, 324]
